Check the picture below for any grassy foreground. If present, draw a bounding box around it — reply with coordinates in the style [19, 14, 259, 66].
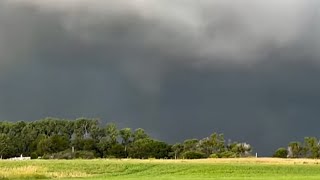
[1, 158, 320, 180]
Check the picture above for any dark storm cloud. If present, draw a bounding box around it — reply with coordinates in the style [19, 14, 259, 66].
[1, 0, 320, 155]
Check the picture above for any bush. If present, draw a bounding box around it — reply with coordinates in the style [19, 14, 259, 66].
[209, 154, 219, 158]
[107, 144, 126, 158]
[42, 154, 53, 159]
[55, 151, 74, 159]
[273, 148, 288, 158]
[75, 151, 95, 159]
[219, 151, 238, 158]
[42, 150, 95, 159]
[30, 152, 38, 159]
[182, 151, 206, 159]
[42, 151, 73, 159]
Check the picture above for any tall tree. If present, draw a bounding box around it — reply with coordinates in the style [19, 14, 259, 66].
[106, 123, 119, 144]
[171, 143, 184, 159]
[288, 141, 302, 158]
[303, 137, 319, 158]
[133, 128, 149, 142]
[119, 128, 132, 156]
[183, 139, 199, 152]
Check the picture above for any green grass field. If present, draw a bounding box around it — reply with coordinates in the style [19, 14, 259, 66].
[1, 158, 320, 180]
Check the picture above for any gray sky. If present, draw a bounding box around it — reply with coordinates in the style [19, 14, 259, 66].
[1, 0, 320, 155]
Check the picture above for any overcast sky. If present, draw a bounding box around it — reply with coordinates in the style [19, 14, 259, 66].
[1, 0, 320, 155]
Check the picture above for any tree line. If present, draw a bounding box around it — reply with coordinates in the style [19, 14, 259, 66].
[0, 118, 252, 159]
[274, 137, 320, 159]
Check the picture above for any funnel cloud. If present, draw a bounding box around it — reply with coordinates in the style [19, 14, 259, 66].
[1, 0, 320, 155]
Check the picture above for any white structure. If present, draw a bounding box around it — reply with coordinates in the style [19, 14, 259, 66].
[8, 154, 31, 161]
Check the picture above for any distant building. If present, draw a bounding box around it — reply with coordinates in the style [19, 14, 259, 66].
[8, 154, 31, 161]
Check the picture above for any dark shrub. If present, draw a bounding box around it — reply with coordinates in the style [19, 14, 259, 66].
[30, 152, 38, 159]
[182, 151, 206, 159]
[219, 151, 238, 158]
[42, 150, 95, 159]
[75, 151, 95, 159]
[209, 154, 219, 158]
[273, 148, 288, 158]
[108, 144, 126, 158]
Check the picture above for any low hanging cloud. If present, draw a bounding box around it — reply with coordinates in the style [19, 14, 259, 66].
[0, 0, 320, 155]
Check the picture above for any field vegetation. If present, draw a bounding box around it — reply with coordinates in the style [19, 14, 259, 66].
[1, 158, 320, 180]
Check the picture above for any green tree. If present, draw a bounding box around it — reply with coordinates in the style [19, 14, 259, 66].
[198, 133, 226, 156]
[128, 138, 170, 159]
[183, 139, 199, 152]
[133, 128, 149, 142]
[128, 138, 153, 159]
[37, 135, 69, 155]
[37, 137, 51, 156]
[108, 144, 126, 158]
[171, 143, 184, 159]
[273, 148, 288, 158]
[303, 137, 319, 158]
[288, 141, 302, 158]
[119, 128, 132, 157]
[149, 141, 171, 159]
[74, 118, 99, 139]
[49, 135, 69, 152]
[0, 133, 12, 158]
[209, 133, 225, 154]
[229, 142, 251, 157]
[97, 137, 112, 158]
[106, 123, 119, 144]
